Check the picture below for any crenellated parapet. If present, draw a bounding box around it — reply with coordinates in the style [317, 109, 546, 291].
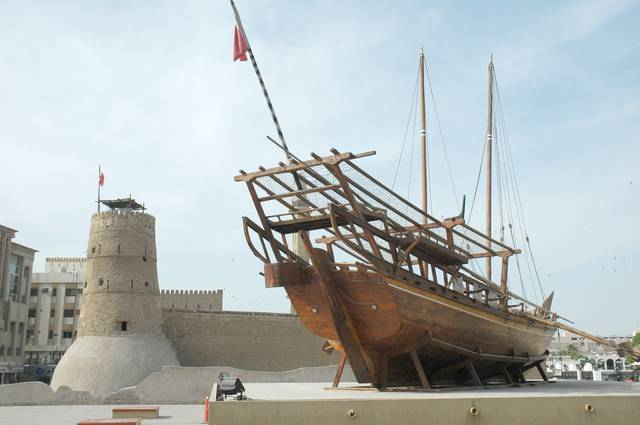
[160, 288, 224, 312]
[46, 257, 86, 262]
[160, 289, 223, 295]
[90, 210, 155, 236]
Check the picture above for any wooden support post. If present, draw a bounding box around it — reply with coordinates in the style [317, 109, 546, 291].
[502, 365, 514, 385]
[500, 255, 509, 306]
[332, 353, 348, 388]
[377, 355, 389, 391]
[513, 366, 527, 383]
[466, 359, 483, 386]
[535, 361, 549, 382]
[409, 350, 430, 389]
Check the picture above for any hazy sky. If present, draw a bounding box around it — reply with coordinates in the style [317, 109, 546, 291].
[1, 0, 638, 335]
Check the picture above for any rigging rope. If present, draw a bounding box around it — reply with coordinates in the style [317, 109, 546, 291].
[391, 68, 420, 193]
[424, 61, 460, 210]
[493, 70, 546, 302]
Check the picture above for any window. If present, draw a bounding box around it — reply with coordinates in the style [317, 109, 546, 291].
[62, 331, 72, 339]
[119, 321, 128, 332]
[28, 309, 36, 318]
[98, 278, 104, 286]
[30, 288, 38, 296]
[52, 288, 57, 296]
[48, 330, 53, 339]
[8, 254, 23, 302]
[65, 288, 75, 296]
[63, 309, 74, 317]
[50, 310, 55, 318]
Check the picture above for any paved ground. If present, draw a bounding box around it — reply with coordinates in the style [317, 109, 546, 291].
[0, 404, 204, 425]
[1, 381, 638, 424]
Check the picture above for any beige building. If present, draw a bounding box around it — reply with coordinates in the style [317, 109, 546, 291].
[549, 330, 632, 354]
[25, 258, 225, 366]
[25, 258, 85, 365]
[0, 224, 37, 384]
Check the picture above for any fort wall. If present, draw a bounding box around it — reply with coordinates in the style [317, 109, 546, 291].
[161, 289, 223, 312]
[162, 310, 340, 371]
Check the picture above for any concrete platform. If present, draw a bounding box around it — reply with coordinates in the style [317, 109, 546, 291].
[209, 380, 640, 425]
[0, 404, 202, 425]
[112, 406, 160, 419]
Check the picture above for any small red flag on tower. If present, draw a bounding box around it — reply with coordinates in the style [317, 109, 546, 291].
[99, 171, 105, 187]
[233, 25, 248, 62]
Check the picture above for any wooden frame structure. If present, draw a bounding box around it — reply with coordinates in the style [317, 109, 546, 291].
[236, 149, 638, 389]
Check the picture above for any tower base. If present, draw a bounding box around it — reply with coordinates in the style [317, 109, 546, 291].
[51, 335, 180, 397]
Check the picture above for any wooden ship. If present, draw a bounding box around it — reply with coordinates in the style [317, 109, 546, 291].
[230, 2, 639, 389]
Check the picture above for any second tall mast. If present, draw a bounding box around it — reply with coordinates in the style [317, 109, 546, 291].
[419, 48, 428, 224]
[485, 54, 495, 281]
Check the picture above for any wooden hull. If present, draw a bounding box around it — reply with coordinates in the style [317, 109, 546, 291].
[270, 263, 555, 387]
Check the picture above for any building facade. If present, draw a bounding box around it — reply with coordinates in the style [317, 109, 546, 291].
[0, 224, 37, 384]
[25, 258, 85, 365]
[549, 330, 632, 354]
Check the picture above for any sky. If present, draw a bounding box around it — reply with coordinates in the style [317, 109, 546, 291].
[1, 0, 638, 335]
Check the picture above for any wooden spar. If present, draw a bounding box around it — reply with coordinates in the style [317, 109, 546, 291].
[229, 0, 292, 160]
[554, 321, 640, 360]
[485, 53, 495, 282]
[419, 48, 428, 223]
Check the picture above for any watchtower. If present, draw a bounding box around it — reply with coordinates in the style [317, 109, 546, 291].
[51, 198, 179, 397]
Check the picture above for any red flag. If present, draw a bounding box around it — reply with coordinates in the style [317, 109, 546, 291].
[233, 25, 248, 62]
[99, 172, 105, 187]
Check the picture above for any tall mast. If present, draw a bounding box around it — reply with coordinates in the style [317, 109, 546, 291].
[485, 53, 494, 281]
[419, 48, 428, 223]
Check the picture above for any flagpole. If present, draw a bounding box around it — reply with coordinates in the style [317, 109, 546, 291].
[229, 0, 293, 161]
[97, 164, 101, 213]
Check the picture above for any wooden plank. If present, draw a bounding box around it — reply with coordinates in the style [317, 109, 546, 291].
[270, 211, 382, 234]
[258, 184, 341, 202]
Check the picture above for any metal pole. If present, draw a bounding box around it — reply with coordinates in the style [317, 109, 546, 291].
[419, 48, 427, 223]
[485, 54, 494, 281]
[229, 0, 292, 161]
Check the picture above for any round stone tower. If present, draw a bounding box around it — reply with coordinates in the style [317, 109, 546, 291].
[51, 199, 179, 397]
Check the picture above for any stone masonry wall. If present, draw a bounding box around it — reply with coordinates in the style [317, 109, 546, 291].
[162, 310, 340, 371]
[79, 210, 163, 337]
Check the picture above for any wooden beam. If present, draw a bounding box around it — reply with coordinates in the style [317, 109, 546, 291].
[466, 359, 483, 386]
[300, 232, 376, 383]
[332, 353, 348, 388]
[234, 151, 374, 182]
[409, 350, 430, 389]
[258, 184, 341, 202]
